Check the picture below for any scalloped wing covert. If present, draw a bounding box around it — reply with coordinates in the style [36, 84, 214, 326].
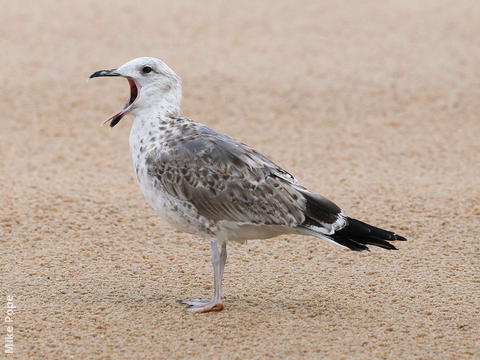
[145, 123, 307, 227]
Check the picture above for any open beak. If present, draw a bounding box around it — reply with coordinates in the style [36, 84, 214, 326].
[89, 68, 139, 127]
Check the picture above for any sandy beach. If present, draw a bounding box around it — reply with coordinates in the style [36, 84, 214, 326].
[1, 1, 479, 358]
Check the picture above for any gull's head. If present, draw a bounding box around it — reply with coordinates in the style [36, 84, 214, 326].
[89, 57, 182, 127]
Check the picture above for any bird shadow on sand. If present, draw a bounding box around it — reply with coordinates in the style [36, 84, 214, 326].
[173, 293, 357, 319]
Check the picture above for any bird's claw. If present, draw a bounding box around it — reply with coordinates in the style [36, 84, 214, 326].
[177, 298, 225, 313]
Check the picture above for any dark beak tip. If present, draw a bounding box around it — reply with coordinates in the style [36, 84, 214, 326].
[89, 70, 103, 79]
[89, 69, 120, 79]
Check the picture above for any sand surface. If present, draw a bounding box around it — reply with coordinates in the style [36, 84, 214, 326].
[1, 1, 479, 359]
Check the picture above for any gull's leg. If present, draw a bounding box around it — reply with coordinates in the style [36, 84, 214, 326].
[219, 242, 227, 283]
[178, 239, 225, 313]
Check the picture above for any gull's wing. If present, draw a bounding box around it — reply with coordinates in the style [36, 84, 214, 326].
[145, 120, 406, 250]
[145, 121, 341, 228]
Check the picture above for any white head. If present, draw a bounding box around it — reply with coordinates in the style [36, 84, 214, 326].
[89, 57, 182, 127]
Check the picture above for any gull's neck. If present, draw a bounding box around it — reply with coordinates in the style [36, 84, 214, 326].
[134, 102, 181, 125]
[129, 86, 184, 160]
[131, 86, 182, 130]
[136, 84, 181, 114]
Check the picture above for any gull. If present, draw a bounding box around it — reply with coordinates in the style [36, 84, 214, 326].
[90, 57, 406, 313]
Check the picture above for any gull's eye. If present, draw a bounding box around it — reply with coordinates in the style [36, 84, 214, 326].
[142, 66, 152, 74]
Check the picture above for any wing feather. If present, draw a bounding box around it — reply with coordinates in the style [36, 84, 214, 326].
[145, 122, 306, 227]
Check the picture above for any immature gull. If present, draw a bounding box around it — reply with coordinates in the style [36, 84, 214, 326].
[90, 57, 406, 313]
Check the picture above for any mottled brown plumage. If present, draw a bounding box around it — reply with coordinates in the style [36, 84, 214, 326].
[145, 117, 306, 228]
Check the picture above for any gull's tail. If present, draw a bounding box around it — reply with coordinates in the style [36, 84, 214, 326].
[296, 191, 406, 251]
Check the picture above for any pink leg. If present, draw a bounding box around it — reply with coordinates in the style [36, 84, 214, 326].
[178, 240, 227, 313]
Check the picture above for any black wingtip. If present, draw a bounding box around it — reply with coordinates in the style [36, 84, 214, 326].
[329, 217, 406, 251]
[394, 234, 407, 241]
[385, 243, 399, 250]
